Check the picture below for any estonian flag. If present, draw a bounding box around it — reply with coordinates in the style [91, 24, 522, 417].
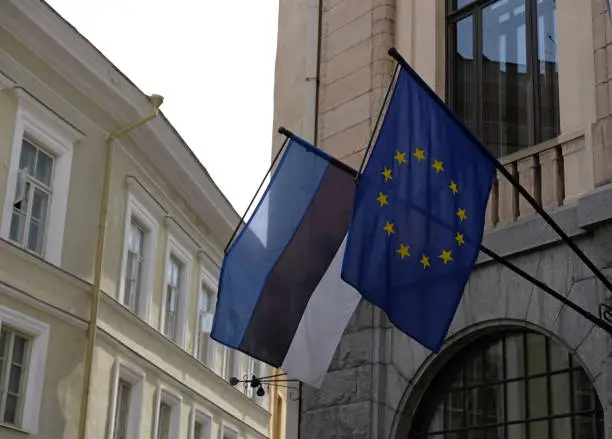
[211, 134, 359, 387]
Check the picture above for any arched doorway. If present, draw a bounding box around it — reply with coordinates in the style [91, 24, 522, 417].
[408, 329, 604, 438]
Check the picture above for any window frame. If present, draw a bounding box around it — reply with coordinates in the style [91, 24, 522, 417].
[0, 306, 50, 434]
[194, 267, 218, 368]
[118, 183, 162, 321]
[153, 385, 182, 439]
[0, 90, 81, 265]
[189, 406, 212, 439]
[445, 0, 560, 156]
[161, 219, 196, 347]
[106, 359, 145, 439]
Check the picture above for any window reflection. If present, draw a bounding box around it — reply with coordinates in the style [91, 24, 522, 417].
[448, 0, 560, 158]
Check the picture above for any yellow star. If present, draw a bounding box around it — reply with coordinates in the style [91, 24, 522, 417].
[383, 221, 395, 236]
[455, 232, 465, 247]
[376, 192, 389, 207]
[439, 249, 454, 264]
[394, 150, 407, 165]
[457, 208, 468, 222]
[420, 254, 431, 269]
[449, 180, 459, 195]
[432, 160, 445, 174]
[413, 148, 426, 162]
[381, 167, 393, 182]
[397, 244, 411, 259]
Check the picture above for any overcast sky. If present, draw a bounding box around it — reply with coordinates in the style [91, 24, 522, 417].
[46, 0, 279, 214]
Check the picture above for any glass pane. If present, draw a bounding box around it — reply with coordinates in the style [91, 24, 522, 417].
[506, 380, 526, 422]
[551, 373, 571, 415]
[575, 414, 599, 439]
[484, 426, 504, 439]
[452, 16, 476, 134]
[481, 385, 504, 426]
[27, 218, 45, 254]
[11, 335, 27, 365]
[465, 352, 483, 386]
[31, 188, 49, 222]
[573, 369, 597, 412]
[484, 340, 503, 382]
[482, 0, 530, 157]
[537, 0, 560, 142]
[34, 149, 53, 186]
[446, 390, 464, 430]
[504, 334, 524, 379]
[527, 377, 547, 418]
[466, 388, 484, 428]
[549, 340, 570, 371]
[457, 0, 475, 8]
[3, 393, 17, 424]
[8, 364, 22, 393]
[0, 329, 8, 358]
[19, 140, 36, 175]
[10, 210, 26, 245]
[507, 423, 526, 439]
[526, 333, 546, 375]
[199, 289, 209, 312]
[552, 417, 572, 439]
[528, 421, 548, 438]
[194, 422, 204, 439]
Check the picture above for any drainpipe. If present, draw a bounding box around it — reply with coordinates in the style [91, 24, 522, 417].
[303, 0, 322, 145]
[77, 94, 164, 439]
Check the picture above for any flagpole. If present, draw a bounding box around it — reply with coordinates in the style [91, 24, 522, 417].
[387, 47, 612, 297]
[223, 132, 290, 254]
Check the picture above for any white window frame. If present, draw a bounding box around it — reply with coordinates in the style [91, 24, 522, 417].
[118, 181, 162, 321]
[161, 219, 195, 347]
[0, 90, 81, 265]
[221, 422, 239, 439]
[194, 267, 218, 368]
[189, 406, 212, 439]
[0, 306, 50, 434]
[106, 359, 145, 439]
[152, 385, 182, 439]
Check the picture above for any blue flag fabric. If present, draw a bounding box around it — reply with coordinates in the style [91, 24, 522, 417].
[341, 65, 495, 352]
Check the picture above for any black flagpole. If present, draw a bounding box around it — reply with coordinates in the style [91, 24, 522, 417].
[388, 47, 612, 297]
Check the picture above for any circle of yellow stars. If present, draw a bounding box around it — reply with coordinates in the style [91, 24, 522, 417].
[377, 147, 468, 270]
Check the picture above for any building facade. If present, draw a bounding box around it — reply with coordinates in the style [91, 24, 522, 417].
[272, 0, 612, 438]
[0, 1, 278, 438]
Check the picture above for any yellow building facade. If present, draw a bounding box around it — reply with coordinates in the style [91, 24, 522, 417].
[0, 1, 277, 438]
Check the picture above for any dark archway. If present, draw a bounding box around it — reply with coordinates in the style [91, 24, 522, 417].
[407, 329, 604, 438]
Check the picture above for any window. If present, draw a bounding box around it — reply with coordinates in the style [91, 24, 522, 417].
[196, 282, 215, 366]
[0, 306, 50, 433]
[9, 139, 54, 256]
[1, 91, 80, 264]
[157, 402, 171, 439]
[164, 256, 181, 341]
[408, 330, 604, 438]
[112, 380, 131, 439]
[0, 326, 30, 426]
[107, 359, 144, 439]
[124, 220, 144, 311]
[190, 408, 211, 439]
[447, 0, 559, 158]
[161, 227, 194, 347]
[119, 181, 161, 320]
[153, 387, 181, 439]
[222, 425, 239, 439]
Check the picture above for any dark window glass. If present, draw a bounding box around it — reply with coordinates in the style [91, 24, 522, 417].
[447, 0, 560, 158]
[408, 330, 604, 439]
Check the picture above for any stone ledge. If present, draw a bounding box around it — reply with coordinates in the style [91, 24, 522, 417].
[478, 204, 584, 264]
[577, 182, 612, 228]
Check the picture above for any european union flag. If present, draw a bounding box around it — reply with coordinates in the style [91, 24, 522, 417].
[341, 64, 495, 352]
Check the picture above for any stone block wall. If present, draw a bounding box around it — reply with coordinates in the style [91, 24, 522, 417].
[317, 0, 395, 170]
